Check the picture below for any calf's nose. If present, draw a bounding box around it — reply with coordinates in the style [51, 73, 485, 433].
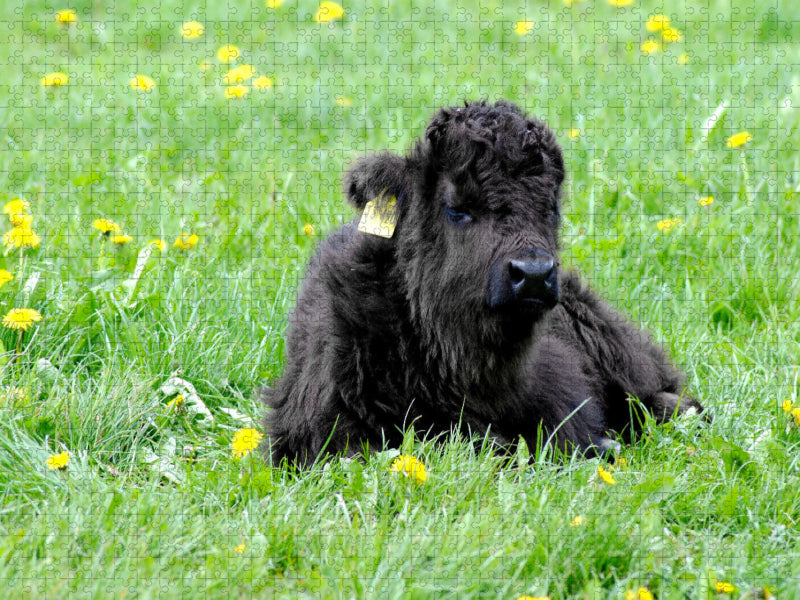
[508, 257, 556, 302]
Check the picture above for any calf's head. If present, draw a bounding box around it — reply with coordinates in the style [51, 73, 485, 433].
[344, 100, 565, 352]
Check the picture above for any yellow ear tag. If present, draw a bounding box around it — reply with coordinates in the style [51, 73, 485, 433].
[357, 192, 398, 238]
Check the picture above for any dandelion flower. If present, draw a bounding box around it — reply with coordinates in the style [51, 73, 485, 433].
[625, 588, 654, 600]
[678, 53, 690, 65]
[607, 0, 634, 6]
[92, 218, 122, 234]
[46, 451, 70, 470]
[217, 45, 240, 63]
[645, 15, 669, 32]
[715, 581, 736, 594]
[234, 543, 246, 554]
[2, 308, 43, 331]
[174, 233, 199, 250]
[225, 85, 249, 99]
[4, 227, 41, 249]
[253, 76, 274, 90]
[167, 394, 184, 410]
[656, 217, 682, 233]
[303, 223, 315, 236]
[315, 1, 345, 23]
[223, 65, 256, 84]
[641, 40, 660, 54]
[111, 234, 133, 244]
[41, 72, 69, 87]
[180, 21, 204, 39]
[266, 0, 283, 7]
[335, 95, 353, 107]
[568, 128, 581, 139]
[390, 454, 428, 483]
[726, 131, 752, 148]
[148, 239, 166, 252]
[232, 428, 264, 459]
[514, 21, 534, 36]
[570, 515, 584, 526]
[55, 9, 78, 24]
[782, 398, 793, 413]
[130, 75, 156, 91]
[515, 596, 551, 600]
[791, 407, 800, 427]
[698, 195, 714, 206]
[3, 198, 31, 226]
[0, 269, 13, 287]
[661, 27, 682, 43]
[597, 465, 616, 485]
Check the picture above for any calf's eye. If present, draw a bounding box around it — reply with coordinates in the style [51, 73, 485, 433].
[444, 206, 473, 225]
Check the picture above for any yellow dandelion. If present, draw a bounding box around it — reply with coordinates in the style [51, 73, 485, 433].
[698, 195, 714, 206]
[390, 454, 428, 484]
[174, 233, 199, 250]
[92, 218, 122, 234]
[782, 398, 793, 413]
[0, 269, 13, 287]
[3, 198, 31, 226]
[11, 214, 33, 228]
[315, 1, 345, 23]
[303, 223, 315, 236]
[791, 407, 800, 427]
[223, 65, 256, 85]
[678, 52, 690, 65]
[225, 85, 249, 99]
[715, 581, 736, 594]
[167, 394, 184, 410]
[515, 596, 551, 600]
[607, 0, 634, 6]
[3, 227, 41, 249]
[111, 234, 133, 244]
[199, 60, 212, 72]
[148, 239, 166, 252]
[514, 21, 534, 36]
[726, 131, 752, 148]
[645, 15, 669, 32]
[253, 76, 274, 90]
[46, 450, 70, 470]
[661, 27, 682, 43]
[217, 45, 240, 63]
[41, 72, 69, 87]
[656, 217, 682, 233]
[234, 543, 246, 554]
[232, 427, 264, 459]
[180, 21, 204, 39]
[2, 308, 43, 332]
[625, 589, 654, 600]
[130, 75, 156, 92]
[55, 9, 78, 24]
[570, 515, 584, 527]
[641, 40, 660, 54]
[335, 95, 353, 107]
[266, 0, 283, 7]
[597, 465, 616, 485]
[568, 128, 581, 139]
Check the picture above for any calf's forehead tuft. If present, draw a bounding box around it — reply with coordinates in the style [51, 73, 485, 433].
[423, 101, 562, 178]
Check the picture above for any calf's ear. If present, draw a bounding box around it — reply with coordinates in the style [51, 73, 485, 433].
[343, 152, 408, 210]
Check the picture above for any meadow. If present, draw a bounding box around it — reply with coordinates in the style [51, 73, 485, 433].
[0, 0, 799, 597]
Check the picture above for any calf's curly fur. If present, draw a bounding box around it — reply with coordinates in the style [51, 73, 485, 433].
[263, 100, 704, 466]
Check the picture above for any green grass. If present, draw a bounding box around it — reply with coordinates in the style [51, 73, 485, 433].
[1, 0, 799, 597]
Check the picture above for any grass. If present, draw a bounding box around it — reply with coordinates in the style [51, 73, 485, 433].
[1, 0, 799, 597]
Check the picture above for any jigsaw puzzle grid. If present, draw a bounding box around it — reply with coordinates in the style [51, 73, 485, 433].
[0, 0, 797, 597]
